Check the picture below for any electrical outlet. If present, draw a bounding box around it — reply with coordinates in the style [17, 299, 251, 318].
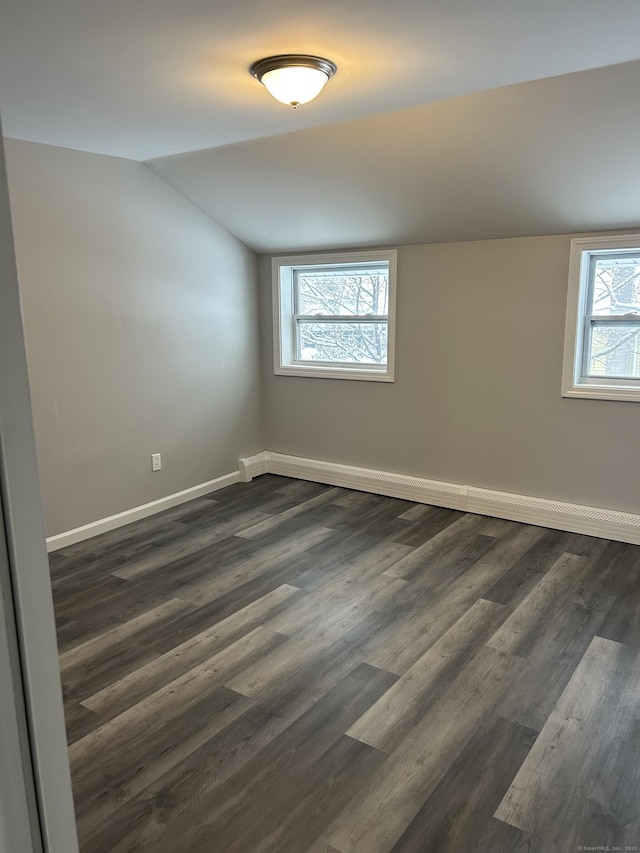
[151, 453, 162, 472]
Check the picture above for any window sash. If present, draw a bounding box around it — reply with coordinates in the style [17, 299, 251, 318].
[292, 266, 389, 319]
[294, 317, 389, 365]
[582, 314, 640, 380]
[292, 264, 390, 367]
[585, 251, 640, 316]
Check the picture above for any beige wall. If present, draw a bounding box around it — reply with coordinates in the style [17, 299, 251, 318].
[5, 136, 638, 535]
[5, 139, 262, 537]
[260, 236, 640, 515]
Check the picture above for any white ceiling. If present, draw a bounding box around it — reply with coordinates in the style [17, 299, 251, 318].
[2, 0, 640, 251]
[149, 60, 640, 252]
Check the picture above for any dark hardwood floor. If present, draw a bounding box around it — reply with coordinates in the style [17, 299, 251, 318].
[50, 475, 640, 852]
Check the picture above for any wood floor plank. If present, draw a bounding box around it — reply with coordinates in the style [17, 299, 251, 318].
[487, 552, 591, 656]
[196, 485, 307, 522]
[63, 702, 103, 746]
[348, 597, 510, 752]
[363, 526, 544, 675]
[104, 532, 257, 597]
[54, 573, 129, 621]
[273, 478, 339, 498]
[399, 522, 547, 605]
[226, 611, 395, 721]
[495, 635, 640, 849]
[175, 525, 333, 606]
[109, 507, 273, 581]
[382, 512, 490, 581]
[289, 532, 414, 591]
[50, 495, 217, 564]
[81, 701, 287, 853]
[471, 818, 531, 852]
[593, 542, 640, 647]
[63, 640, 161, 705]
[141, 662, 397, 853]
[73, 686, 252, 832]
[141, 581, 304, 658]
[481, 528, 573, 608]
[55, 536, 256, 649]
[50, 475, 640, 853]
[225, 614, 379, 701]
[490, 552, 615, 731]
[474, 516, 523, 538]
[392, 506, 466, 548]
[363, 538, 500, 674]
[267, 571, 407, 641]
[389, 712, 537, 853]
[82, 584, 302, 718]
[298, 538, 414, 595]
[104, 663, 368, 853]
[331, 489, 380, 509]
[70, 626, 284, 774]
[51, 497, 231, 586]
[59, 597, 195, 671]
[396, 502, 439, 522]
[317, 646, 524, 852]
[327, 493, 416, 538]
[197, 734, 387, 853]
[234, 486, 344, 538]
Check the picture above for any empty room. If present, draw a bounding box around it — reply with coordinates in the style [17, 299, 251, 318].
[1, 1, 640, 851]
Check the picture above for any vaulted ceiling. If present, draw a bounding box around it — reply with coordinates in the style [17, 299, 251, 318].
[2, 0, 640, 251]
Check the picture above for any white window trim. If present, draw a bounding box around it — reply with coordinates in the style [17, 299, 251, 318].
[562, 233, 640, 402]
[272, 249, 397, 382]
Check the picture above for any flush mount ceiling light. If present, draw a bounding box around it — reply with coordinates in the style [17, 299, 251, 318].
[250, 55, 337, 108]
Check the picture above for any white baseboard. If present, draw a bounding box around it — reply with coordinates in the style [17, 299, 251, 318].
[46, 471, 240, 552]
[48, 452, 640, 552]
[241, 451, 640, 546]
[239, 451, 271, 482]
[465, 486, 640, 545]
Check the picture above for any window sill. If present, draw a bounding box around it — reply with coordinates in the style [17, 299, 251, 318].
[275, 364, 394, 382]
[562, 383, 640, 402]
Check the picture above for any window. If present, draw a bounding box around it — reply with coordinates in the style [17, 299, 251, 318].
[562, 235, 640, 402]
[273, 250, 397, 381]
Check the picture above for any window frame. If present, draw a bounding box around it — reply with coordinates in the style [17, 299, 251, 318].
[272, 249, 397, 381]
[562, 234, 640, 402]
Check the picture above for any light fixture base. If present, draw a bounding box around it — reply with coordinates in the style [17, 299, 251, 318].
[250, 55, 337, 82]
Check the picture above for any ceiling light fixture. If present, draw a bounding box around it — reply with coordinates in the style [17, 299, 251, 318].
[250, 55, 337, 109]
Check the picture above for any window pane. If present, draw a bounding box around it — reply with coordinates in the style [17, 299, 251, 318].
[590, 256, 640, 316]
[587, 322, 640, 378]
[297, 321, 388, 365]
[295, 268, 388, 316]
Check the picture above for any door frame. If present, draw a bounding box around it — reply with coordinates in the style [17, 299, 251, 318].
[0, 123, 79, 852]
